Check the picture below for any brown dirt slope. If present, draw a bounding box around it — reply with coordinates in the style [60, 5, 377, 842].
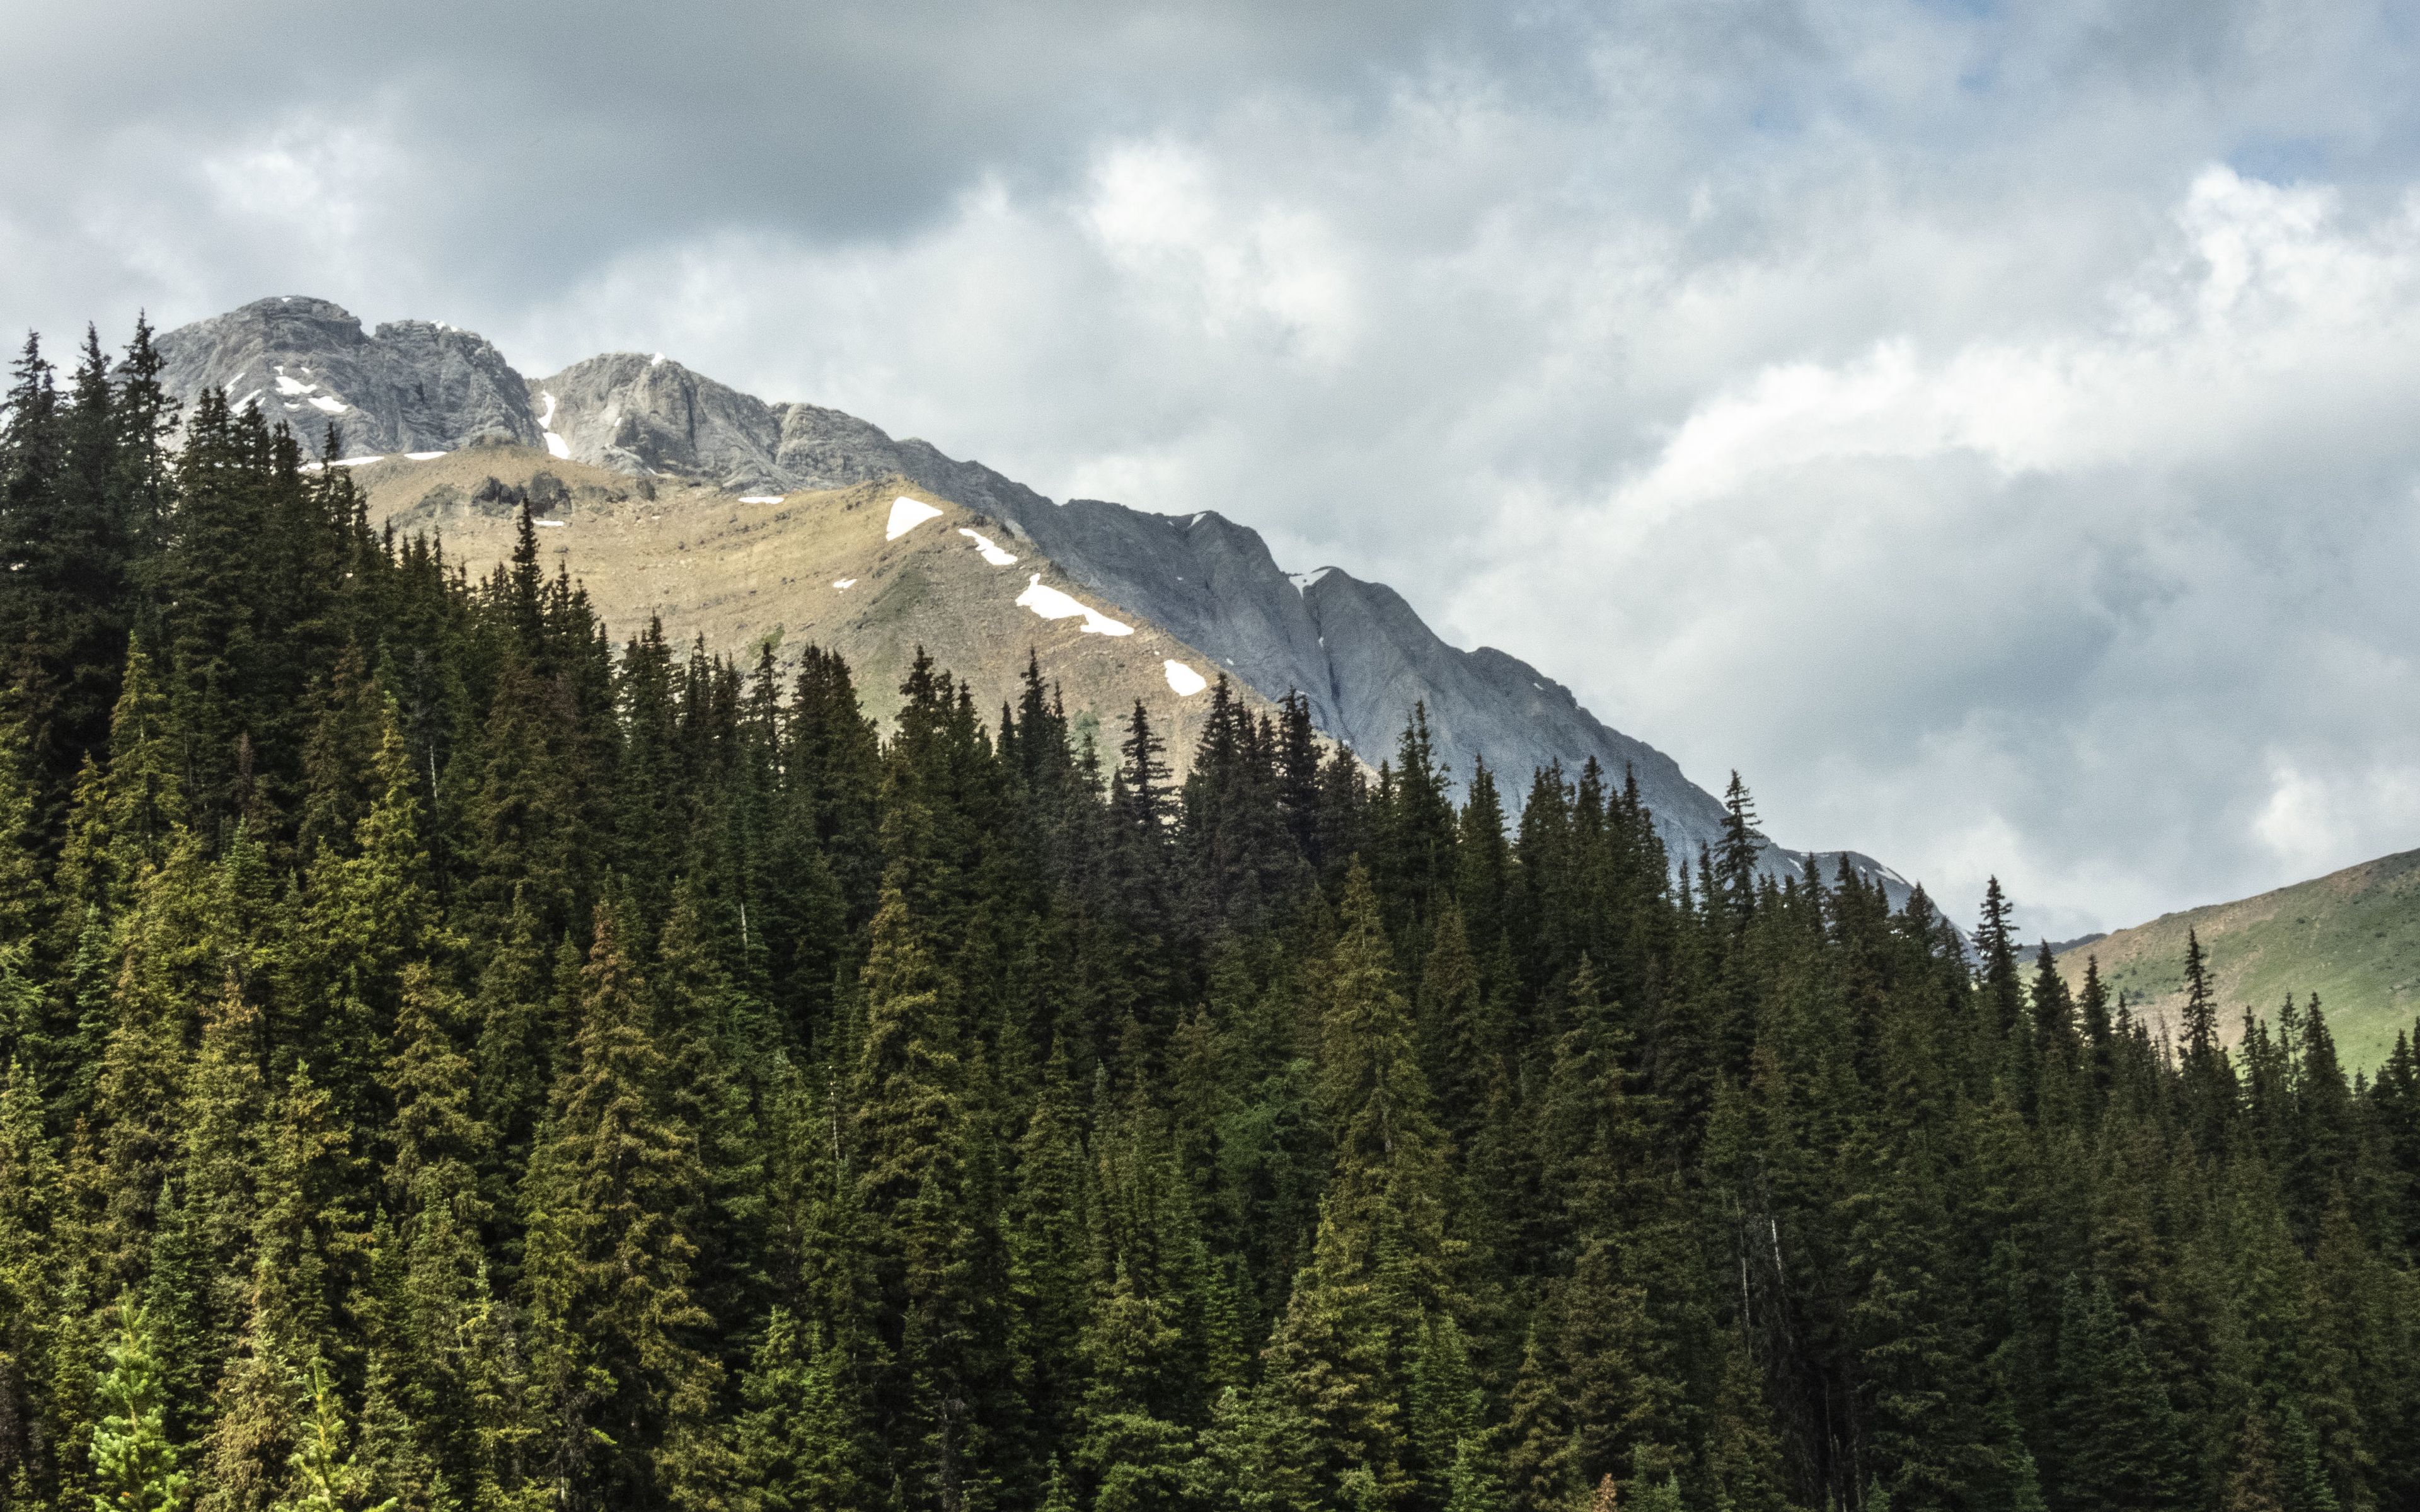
[347, 444, 1270, 770]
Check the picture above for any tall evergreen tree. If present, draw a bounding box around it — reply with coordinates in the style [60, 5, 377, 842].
[849, 881, 1006, 1512]
[519, 907, 723, 1511]
[88, 1302, 189, 1512]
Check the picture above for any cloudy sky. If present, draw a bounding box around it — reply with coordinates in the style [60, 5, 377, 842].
[8, 0, 2420, 935]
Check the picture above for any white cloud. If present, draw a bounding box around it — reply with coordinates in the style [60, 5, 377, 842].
[1081, 141, 1363, 364]
[1484, 166, 2420, 933]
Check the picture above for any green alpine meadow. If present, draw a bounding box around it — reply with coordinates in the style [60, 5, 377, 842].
[1, 319, 2416, 1512]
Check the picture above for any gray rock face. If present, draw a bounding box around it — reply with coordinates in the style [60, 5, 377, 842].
[151, 297, 1902, 890]
[533, 355, 790, 490]
[156, 297, 539, 454]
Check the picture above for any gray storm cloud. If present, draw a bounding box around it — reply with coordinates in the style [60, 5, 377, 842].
[4, 0, 2419, 936]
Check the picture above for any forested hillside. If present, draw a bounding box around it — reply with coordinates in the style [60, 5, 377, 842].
[1, 323, 2417, 1512]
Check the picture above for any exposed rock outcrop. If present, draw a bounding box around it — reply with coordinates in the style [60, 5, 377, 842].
[155, 296, 539, 454]
[533, 353, 789, 490]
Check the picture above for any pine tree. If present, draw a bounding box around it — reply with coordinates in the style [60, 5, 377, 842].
[2178, 930, 2235, 1148]
[848, 881, 1006, 1512]
[733, 1309, 877, 1512]
[1714, 773, 1761, 922]
[519, 906, 723, 1511]
[89, 1302, 190, 1512]
[2050, 1276, 2189, 1512]
[2223, 1411, 2287, 1512]
[275, 1359, 396, 1512]
[0, 1051, 60, 1499]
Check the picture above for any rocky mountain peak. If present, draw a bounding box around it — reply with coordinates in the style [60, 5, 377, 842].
[155, 295, 538, 455]
[151, 297, 1906, 896]
[533, 352, 786, 490]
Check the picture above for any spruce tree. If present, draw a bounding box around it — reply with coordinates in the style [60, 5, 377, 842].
[849, 881, 1006, 1512]
[1074, 1259, 1196, 1512]
[2050, 1276, 2189, 1512]
[1975, 878, 2020, 1038]
[733, 1309, 877, 1512]
[88, 1302, 189, 1512]
[1714, 773, 1761, 922]
[0, 374, 2417, 1512]
[380, 963, 502, 1501]
[2177, 929, 2237, 1148]
[2223, 1411, 2288, 1512]
[0, 1052, 60, 1499]
[276, 1359, 396, 1512]
[519, 906, 723, 1511]
[176, 978, 270, 1392]
[1255, 864, 1460, 1509]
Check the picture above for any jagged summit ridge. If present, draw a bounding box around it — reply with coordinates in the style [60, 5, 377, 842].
[155, 296, 539, 455]
[534, 352, 788, 488]
[152, 295, 1904, 892]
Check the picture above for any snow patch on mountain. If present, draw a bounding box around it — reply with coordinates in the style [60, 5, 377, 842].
[958, 528, 1018, 565]
[536, 391, 571, 459]
[887, 496, 945, 539]
[1016, 575, 1132, 636]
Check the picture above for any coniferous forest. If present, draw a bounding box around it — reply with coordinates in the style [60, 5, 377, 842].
[1, 322, 2417, 1512]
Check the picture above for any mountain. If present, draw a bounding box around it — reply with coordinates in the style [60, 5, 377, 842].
[154, 295, 539, 454]
[158, 295, 1904, 890]
[2054, 847, 2420, 1070]
[364, 446, 1281, 770]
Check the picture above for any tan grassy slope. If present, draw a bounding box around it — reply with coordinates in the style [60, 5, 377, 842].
[2054, 848, 2420, 1072]
[345, 445, 1270, 770]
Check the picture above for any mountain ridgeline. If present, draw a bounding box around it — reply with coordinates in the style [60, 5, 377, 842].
[153, 295, 1903, 895]
[0, 316, 2417, 1512]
